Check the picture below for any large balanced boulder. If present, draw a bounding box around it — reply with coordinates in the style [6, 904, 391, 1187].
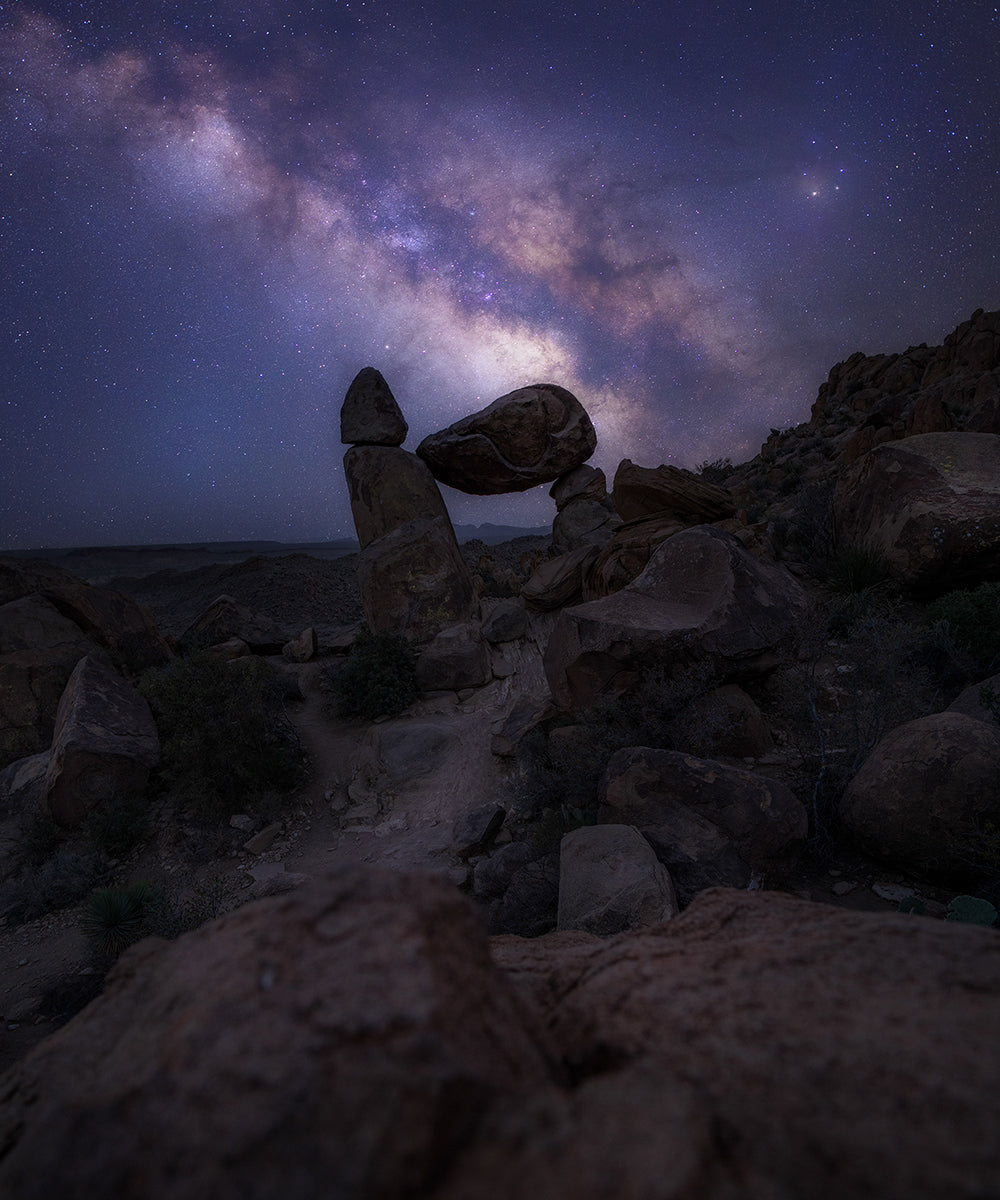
[41, 655, 160, 828]
[833, 431, 1000, 592]
[416, 384, 596, 494]
[557, 823, 678, 934]
[839, 710, 1000, 876]
[339, 366, 408, 446]
[611, 459, 736, 524]
[544, 525, 807, 711]
[598, 746, 807, 902]
[344, 445, 452, 548]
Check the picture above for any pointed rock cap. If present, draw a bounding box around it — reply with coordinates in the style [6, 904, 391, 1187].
[340, 367, 408, 446]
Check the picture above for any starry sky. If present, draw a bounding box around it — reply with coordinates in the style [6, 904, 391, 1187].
[2, 1, 998, 550]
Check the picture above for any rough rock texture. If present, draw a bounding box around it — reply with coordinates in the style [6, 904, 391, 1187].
[416, 384, 597, 495]
[612, 459, 737, 524]
[598, 746, 807, 902]
[583, 512, 687, 597]
[0, 750, 49, 813]
[833, 431, 1000, 592]
[282, 627, 317, 663]
[839, 710, 1000, 875]
[947, 671, 1000, 724]
[414, 622, 492, 691]
[544, 525, 807, 711]
[5, 870, 999, 1200]
[339, 366, 408, 446]
[41, 655, 160, 828]
[557, 823, 678, 934]
[486, 851, 561, 936]
[0, 866, 551, 1200]
[177, 594, 289, 655]
[521, 545, 599, 611]
[480, 598, 527, 644]
[343, 445, 452, 549]
[357, 516, 480, 642]
[0, 642, 99, 767]
[678, 683, 775, 759]
[550, 465, 620, 552]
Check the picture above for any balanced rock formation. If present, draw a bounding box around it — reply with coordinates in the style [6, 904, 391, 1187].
[339, 366, 408, 446]
[598, 747, 807, 902]
[41, 654, 160, 828]
[833, 431, 1000, 592]
[416, 384, 596, 494]
[550, 464, 620, 551]
[839, 710, 1000, 876]
[4, 868, 1000, 1199]
[544, 525, 807, 711]
[344, 445, 452, 548]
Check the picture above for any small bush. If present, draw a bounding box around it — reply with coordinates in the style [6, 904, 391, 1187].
[926, 582, 1000, 670]
[84, 789, 151, 858]
[331, 627, 418, 720]
[696, 457, 733, 483]
[139, 653, 305, 816]
[829, 543, 895, 595]
[82, 881, 159, 960]
[0, 845, 107, 925]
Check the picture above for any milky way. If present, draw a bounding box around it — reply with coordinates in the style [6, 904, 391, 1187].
[2, 2, 998, 548]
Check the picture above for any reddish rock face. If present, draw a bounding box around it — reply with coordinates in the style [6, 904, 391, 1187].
[611, 459, 736, 524]
[416, 384, 597, 495]
[343, 445, 452, 549]
[839, 710, 1000, 876]
[543, 525, 807, 712]
[339, 366, 408, 446]
[833, 431, 1000, 592]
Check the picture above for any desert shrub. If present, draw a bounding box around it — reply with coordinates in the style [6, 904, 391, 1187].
[330, 627, 418, 720]
[828, 543, 895, 596]
[82, 881, 159, 961]
[926, 582, 1000, 672]
[946, 895, 998, 927]
[0, 844, 106, 925]
[695, 456, 733, 483]
[139, 652, 305, 817]
[84, 789, 151, 858]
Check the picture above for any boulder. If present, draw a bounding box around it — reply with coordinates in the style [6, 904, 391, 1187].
[583, 513, 687, 597]
[550, 465, 620, 552]
[483, 887, 1000, 1200]
[453, 803, 506, 857]
[839, 711, 1000, 875]
[833, 432, 1000, 592]
[486, 850, 561, 936]
[947, 672, 1000, 725]
[177, 595, 289, 655]
[521, 545, 599, 611]
[41, 655, 160, 828]
[598, 747, 807, 903]
[0, 866, 551, 1200]
[0, 751, 50, 814]
[339, 366, 408, 446]
[282, 627, 317, 663]
[416, 384, 596, 494]
[611, 459, 736, 524]
[544, 526, 807, 712]
[344, 445, 451, 549]
[414, 622, 492, 691]
[480, 598, 527, 644]
[557, 823, 678, 934]
[0, 592, 95, 655]
[357, 516, 480, 643]
[676, 683, 775, 759]
[0, 645, 96, 765]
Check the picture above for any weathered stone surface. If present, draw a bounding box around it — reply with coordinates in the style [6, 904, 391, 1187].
[357, 516, 480, 643]
[453, 803, 506, 857]
[833, 432, 1000, 592]
[947, 672, 1000, 725]
[178, 594, 288, 655]
[549, 464, 609, 509]
[0, 593, 94, 655]
[0, 866, 551, 1200]
[583, 513, 687, 597]
[839, 711, 1000, 875]
[545, 526, 807, 712]
[339, 366, 408, 446]
[480, 598, 527, 644]
[486, 851, 560, 936]
[677, 683, 775, 759]
[416, 384, 596, 495]
[484, 887, 1000, 1200]
[0, 646, 95, 765]
[598, 747, 807, 902]
[414, 622, 491, 691]
[611, 459, 736, 524]
[521, 545, 599, 611]
[42, 655, 160, 828]
[490, 697, 555, 759]
[282, 626, 317, 663]
[0, 751, 49, 813]
[557, 823, 678, 935]
[472, 841, 533, 901]
[0, 557, 171, 671]
[344, 445, 451, 549]
[550, 465, 620, 552]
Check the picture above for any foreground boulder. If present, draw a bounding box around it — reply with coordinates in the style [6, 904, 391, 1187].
[544, 525, 807, 711]
[416, 384, 596, 494]
[839, 711, 1000, 876]
[40, 655, 160, 828]
[4, 870, 999, 1199]
[598, 747, 807, 902]
[833, 431, 1000, 592]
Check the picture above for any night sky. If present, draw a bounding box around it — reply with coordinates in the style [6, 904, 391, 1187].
[2, 2, 998, 550]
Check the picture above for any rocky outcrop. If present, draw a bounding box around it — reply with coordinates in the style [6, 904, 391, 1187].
[339, 366, 408, 446]
[556, 823, 678, 934]
[415, 622, 492, 691]
[612, 459, 736, 524]
[583, 512, 688, 596]
[177, 594, 289, 655]
[833, 431, 1000, 592]
[839, 710, 1000, 876]
[550, 465, 620, 551]
[598, 747, 807, 902]
[544, 525, 807, 711]
[416, 384, 597, 494]
[40, 655, 160, 828]
[521, 545, 599, 611]
[4, 870, 999, 1200]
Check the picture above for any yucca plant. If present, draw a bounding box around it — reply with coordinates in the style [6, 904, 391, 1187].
[83, 881, 158, 960]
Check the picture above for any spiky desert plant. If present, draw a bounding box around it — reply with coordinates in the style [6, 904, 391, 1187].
[83, 881, 158, 960]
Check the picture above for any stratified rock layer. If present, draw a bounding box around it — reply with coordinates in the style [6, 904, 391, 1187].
[416, 384, 596, 495]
